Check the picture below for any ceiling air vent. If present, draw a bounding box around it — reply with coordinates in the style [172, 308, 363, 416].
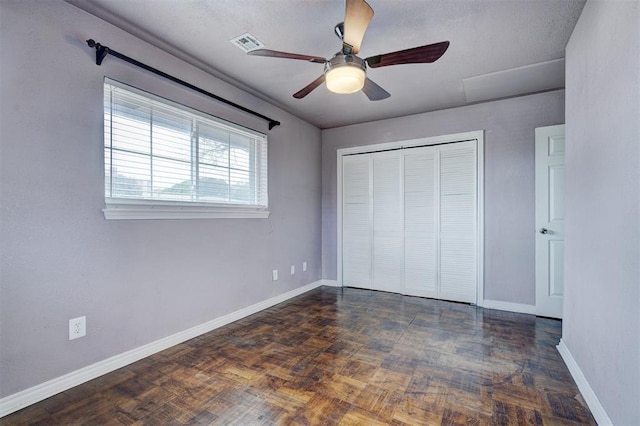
[230, 33, 265, 53]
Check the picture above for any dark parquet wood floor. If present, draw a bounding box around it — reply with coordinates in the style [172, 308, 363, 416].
[3, 287, 595, 425]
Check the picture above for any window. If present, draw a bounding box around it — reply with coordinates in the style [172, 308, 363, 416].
[103, 79, 268, 219]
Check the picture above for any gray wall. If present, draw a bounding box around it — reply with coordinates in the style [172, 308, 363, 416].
[563, 1, 640, 424]
[321, 91, 565, 305]
[0, 0, 322, 398]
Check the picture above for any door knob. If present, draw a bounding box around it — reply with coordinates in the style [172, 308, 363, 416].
[539, 228, 549, 234]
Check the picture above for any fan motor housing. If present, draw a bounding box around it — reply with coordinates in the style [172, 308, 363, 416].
[327, 53, 366, 72]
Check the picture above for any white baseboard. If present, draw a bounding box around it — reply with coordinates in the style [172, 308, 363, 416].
[0, 280, 325, 418]
[320, 279, 340, 287]
[481, 299, 536, 315]
[557, 339, 612, 426]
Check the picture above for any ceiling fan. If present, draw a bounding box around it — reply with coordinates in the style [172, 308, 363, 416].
[247, 0, 449, 101]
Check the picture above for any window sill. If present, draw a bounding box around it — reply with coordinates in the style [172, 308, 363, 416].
[103, 202, 270, 220]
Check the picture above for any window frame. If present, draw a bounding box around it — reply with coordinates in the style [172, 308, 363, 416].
[102, 79, 269, 220]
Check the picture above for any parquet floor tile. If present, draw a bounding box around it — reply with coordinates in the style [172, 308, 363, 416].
[2, 287, 596, 425]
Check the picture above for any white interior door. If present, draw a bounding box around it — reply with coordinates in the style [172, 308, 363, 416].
[403, 146, 438, 298]
[342, 154, 372, 289]
[535, 124, 565, 318]
[372, 151, 403, 293]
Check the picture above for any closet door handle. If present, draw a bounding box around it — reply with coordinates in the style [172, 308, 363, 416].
[539, 228, 549, 234]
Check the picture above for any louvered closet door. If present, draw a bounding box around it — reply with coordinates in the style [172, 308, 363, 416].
[403, 147, 438, 298]
[342, 154, 372, 289]
[372, 151, 403, 293]
[439, 141, 477, 303]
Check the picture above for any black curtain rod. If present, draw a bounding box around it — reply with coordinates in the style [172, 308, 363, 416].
[86, 39, 280, 130]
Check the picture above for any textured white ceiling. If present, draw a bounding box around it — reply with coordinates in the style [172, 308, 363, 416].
[65, 0, 585, 129]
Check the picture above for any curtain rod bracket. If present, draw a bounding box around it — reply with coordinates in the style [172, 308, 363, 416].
[268, 120, 280, 130]
[87, 39, 108, 66]
[85, 39, 280, 130]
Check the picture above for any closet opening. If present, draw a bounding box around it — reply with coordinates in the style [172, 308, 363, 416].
[337, 131, 484, 304]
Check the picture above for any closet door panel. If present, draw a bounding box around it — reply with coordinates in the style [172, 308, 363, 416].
[439, 142, 477, 303]
[342, 154, 372, 289]
[372, 151, 403, 293]
[403, 147, 438, 298]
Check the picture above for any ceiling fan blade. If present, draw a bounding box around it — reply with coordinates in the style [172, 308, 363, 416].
[366, 41, 450, 68]
[293, 74, 326, 99]
[343, 0, 374, 54]
[362, 78, 390, 101]
[248, 49, 326, 63]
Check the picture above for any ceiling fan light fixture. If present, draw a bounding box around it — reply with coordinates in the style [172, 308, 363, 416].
[246, 0, 450, 101]
[326, 64, 366, 94]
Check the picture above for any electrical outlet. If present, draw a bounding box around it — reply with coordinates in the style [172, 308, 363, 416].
[290, 265, 295, 275]
[272, 269, 278, 281]
[303, 261, 308, 272]
[69, 316, 86, 340]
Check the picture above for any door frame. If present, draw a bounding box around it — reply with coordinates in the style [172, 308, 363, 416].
[337, 130, 485, 305]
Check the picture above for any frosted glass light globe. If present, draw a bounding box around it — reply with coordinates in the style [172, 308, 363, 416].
[325, 65, 366, 94]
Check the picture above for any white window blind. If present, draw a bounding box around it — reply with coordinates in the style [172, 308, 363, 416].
[103, 79, 268, 219]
